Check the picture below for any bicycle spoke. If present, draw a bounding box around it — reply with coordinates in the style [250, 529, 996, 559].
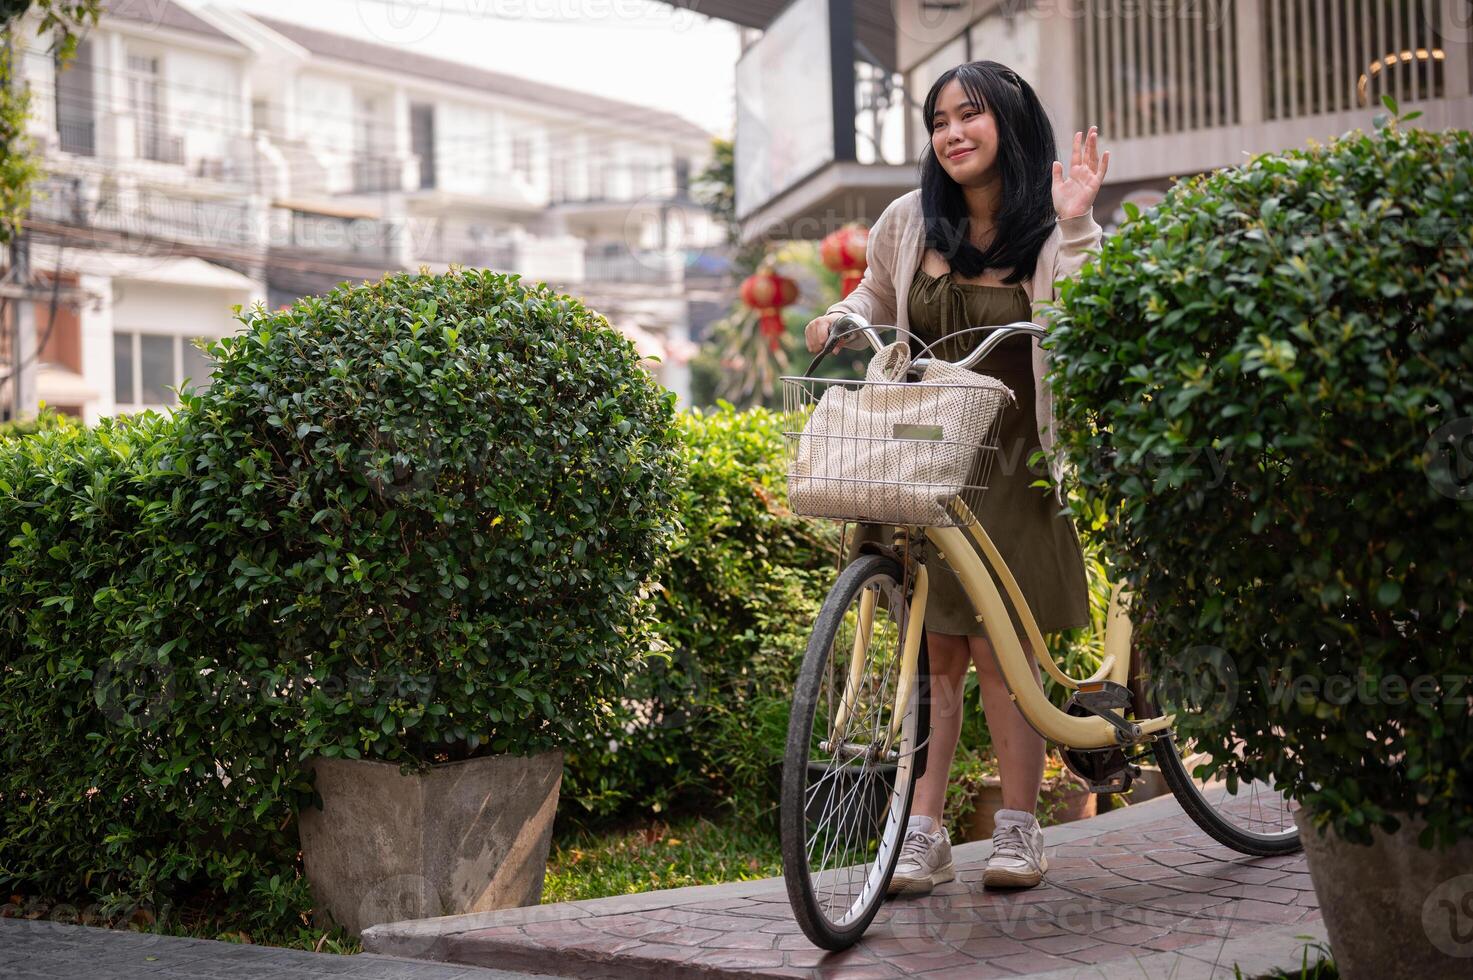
[783, 558, 920, 948]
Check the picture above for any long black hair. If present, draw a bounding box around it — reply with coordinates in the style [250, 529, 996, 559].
[919, 60, 1057, 284]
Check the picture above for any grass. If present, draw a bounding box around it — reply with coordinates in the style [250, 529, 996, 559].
[1238, 938, 1338, 979]
[542, 812, 784, 905]
[2, 888, 360, 955]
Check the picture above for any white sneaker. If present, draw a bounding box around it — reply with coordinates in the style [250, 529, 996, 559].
[887, 818, 954, 896]
[984, 811, 1048, 888]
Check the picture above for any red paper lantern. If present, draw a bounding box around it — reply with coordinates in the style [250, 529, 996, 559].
[820, 224, 870, 297]
[740, 268, 799, 351]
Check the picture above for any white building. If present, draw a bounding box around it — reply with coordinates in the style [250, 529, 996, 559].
[676, 0, 1473, 240]
[3, 0, 725, 424]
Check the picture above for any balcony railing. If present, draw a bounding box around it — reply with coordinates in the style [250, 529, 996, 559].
[29, 175, 259, 250]
[550, 164, 678, 205]
[278, 209, 400, 261]
[1078, 0, 1456, 140]
[1263, 0, 1444, 119]
[413, 224, 515, 270]
[137, 130, 185, 166]
[352, 155, 404, 194]
[584, 248, 684, 284]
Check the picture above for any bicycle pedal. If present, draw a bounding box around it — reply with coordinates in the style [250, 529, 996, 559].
[1073, 680, 1132, 711]
[1066, 681, 1142, 744]
[1085, 763, 1140, 794]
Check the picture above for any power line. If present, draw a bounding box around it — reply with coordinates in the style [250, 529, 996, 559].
[32, 45, 708, 140]
[226, 0, 714, 30]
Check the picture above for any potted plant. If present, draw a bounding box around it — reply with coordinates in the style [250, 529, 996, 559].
[184, 268, 683, 935]
[1050, 104, 1473, 979]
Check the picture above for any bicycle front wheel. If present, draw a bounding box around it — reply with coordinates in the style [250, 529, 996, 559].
[1130, 645, 1301, 856]
[781, 554, 926, 951]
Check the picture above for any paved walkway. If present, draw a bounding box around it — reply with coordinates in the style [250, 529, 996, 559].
[365, 793, 1327, 979]
[0, 916, 542, 979]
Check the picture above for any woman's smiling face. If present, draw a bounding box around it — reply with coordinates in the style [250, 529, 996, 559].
[930, 77, 998, 185]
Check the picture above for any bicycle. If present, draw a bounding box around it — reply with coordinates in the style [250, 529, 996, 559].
[778, 313, 1301, 951]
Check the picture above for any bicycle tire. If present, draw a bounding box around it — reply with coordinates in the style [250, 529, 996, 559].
[1129, 645, 1301, 856]
[781, 554, 925, 951]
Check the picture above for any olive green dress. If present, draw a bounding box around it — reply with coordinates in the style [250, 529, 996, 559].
[846, 268, 1091, 637]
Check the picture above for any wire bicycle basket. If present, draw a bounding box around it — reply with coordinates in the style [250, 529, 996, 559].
[780, 347, 1016, 528]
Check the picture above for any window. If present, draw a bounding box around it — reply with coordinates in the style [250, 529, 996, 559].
[355, 94, 383, 154]
[55, 39, 96, 156]
[139, 333, 173, 404]
[511, 137, 533, 180]
[114, 332, 216, 407]
[127, 52, 180, 163]
[410, 103, 436, 190]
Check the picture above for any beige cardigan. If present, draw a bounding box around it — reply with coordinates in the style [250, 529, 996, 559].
[825, 189, 1103, 500]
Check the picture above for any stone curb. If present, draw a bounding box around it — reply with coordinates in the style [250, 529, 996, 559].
[365, 790, 1329, 978]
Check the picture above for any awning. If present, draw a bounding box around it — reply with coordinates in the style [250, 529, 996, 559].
[28, 244, 261, 292]
[36, 362, 99, 405]
[272, 198, 382, 221]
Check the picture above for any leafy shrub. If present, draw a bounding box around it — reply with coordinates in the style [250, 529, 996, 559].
[1049, 113, 1473, 847]
[0, 269, 681, 917]
[562, 404, 837, 820]
[0, 405, 77, 441]
[0, 413, 303, 927]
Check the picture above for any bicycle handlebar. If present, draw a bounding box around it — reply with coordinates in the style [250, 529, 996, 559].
[804, 312, 1047, 378]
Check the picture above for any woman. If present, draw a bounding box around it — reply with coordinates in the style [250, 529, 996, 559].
[803, 61, 1109, 893]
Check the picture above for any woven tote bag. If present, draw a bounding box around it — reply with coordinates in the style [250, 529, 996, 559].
[788, 342, 1015, 526]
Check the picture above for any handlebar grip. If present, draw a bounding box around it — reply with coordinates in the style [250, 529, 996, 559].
[803, 313, 880, 376]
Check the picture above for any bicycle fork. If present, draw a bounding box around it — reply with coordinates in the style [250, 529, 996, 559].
[823, 564, 929, 763]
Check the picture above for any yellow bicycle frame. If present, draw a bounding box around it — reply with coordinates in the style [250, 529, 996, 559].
[863, 498, 1174, 753]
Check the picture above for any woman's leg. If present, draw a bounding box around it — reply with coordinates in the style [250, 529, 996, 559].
[967, 634, 1045, 812]
[907, 630, 971, 825]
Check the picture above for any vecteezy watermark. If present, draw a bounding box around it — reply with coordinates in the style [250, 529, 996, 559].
[1150, 644, 1239, 725]
[356, 0, 443, 45]
[1424, 873, 1473, 958]
[0, 895, 174, 943]
[354, 0, 704, 45]
[1425, 1, 1473, 45]
[1258, 667, 1473, 709]
[1425, 416, 1473, 501]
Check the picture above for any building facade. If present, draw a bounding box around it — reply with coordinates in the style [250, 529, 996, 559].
[701, 0, 1473, 241]
[4, 0, 724, 423]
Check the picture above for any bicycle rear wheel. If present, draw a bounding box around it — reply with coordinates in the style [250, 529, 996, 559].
[781, 554, 926, 951]
[1131, 645, 1301, 856]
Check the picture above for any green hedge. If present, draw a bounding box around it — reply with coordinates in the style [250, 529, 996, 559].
[1049, 113, 1473, 847]
[562, 404, 837, 821]
[0, 405, 77, 441]
[0, 269, 680, 920]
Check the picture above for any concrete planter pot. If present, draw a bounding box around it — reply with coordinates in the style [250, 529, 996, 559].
[299, 750, 562, 936]
[1294, 808, 1473, 979]
[961, 770, 1097, 842]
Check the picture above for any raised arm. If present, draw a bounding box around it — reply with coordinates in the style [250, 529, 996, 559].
[1045, 126, 1109, 296]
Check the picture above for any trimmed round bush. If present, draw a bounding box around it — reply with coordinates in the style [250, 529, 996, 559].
[184, 268, 682, 763]
[1048, 117, 1473, 847]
